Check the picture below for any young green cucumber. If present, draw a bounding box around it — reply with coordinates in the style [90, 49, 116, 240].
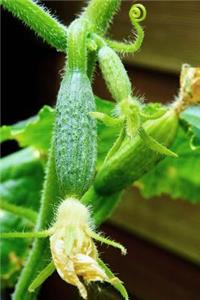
[94, 110, 178, 195]
[54, 71, 96, 199]
[54, 18, 97, 199]
[98, 45, 132, 102]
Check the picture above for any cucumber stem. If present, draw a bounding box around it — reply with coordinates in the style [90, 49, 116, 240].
[67, 19, 88, 72]
[88, 230, 127, 255]
[82, 0, 121, 34]
[12, 145, 59, 300]
[1, 0, 67, 52]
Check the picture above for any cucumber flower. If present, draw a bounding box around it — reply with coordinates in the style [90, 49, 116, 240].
[50, 198, 126, 299]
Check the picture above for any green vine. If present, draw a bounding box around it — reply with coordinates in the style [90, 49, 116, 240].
[11, 145, 59, 300]
[1, 0, 67, 51]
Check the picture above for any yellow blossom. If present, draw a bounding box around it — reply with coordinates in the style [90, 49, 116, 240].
[50, 199, 109, 299]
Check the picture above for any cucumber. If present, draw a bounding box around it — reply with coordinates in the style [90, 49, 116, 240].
[98, 46, 132, 102]
[54, 71, 96, 198]
[94, 110, 178, 195]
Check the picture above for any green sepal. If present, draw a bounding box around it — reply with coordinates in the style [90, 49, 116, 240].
[97, 258, 129, 300]
[89, 231, 127, 255]
[28, 261, 55, 292]
[90, 112, 122, 127]
[139, 127, 178, 157]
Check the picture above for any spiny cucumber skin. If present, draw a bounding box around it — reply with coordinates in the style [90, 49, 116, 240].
[94, 111, 178, 195]
[54, 71, 97, 198]
[98, 46, 132, 102]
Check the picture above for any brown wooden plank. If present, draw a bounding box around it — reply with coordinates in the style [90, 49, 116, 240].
[110, 1, 200, 73]
[101, 224, 200, 300]
[109, 188, 200, 264]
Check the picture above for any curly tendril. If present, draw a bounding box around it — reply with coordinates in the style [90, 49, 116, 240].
[129, 3, 147, 23]
[104, 3, 147, 54]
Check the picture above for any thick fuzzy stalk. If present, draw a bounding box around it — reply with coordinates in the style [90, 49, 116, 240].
[1, 0, 120, 53]
[67, 19, 88, 73]
[12, 146, 59, 300]
[1, 0, 67, 52]
[82, 0, 121, 34]
[83, 0, 121, 78]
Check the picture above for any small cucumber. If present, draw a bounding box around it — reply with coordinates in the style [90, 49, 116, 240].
[94, 110, 178, 195]
[54, 71, 96, 198]
[98, 46, 132, 102]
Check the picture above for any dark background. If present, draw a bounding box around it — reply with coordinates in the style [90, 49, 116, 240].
[1, 1, 200, 300]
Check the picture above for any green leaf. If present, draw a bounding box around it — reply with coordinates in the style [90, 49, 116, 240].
[181, 106, 200, 129]
[0, 148, 44, 211]
[0, 105, 54, 151]
[181, 105, 200, 149]
[0, 212, 32, 288]
[136, 127, 200, 203]
[0, 148, 44, 288]
[98, 258, 129, 300]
